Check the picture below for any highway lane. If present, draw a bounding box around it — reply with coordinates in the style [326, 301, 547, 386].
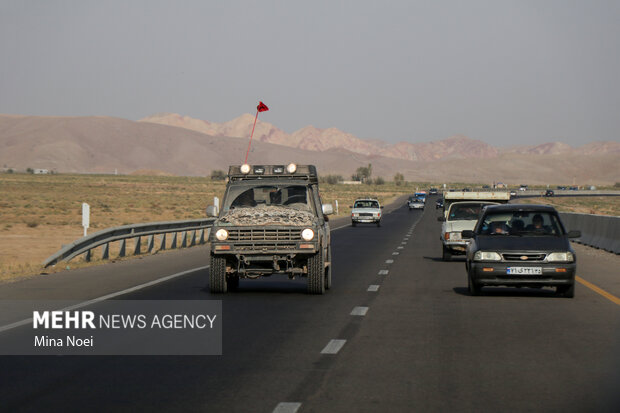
[1, 201, 619, 412]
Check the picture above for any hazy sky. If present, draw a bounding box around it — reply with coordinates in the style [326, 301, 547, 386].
[1, 0, 619, 147]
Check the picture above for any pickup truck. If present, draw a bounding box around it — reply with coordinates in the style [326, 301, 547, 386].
[437, 191, 511, 261]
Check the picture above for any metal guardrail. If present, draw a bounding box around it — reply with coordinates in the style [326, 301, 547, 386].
[43, 218, 216, 268]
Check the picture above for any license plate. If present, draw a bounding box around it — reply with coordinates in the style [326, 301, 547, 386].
[360, 219, 372, 223]
[507, 267, 542, 275]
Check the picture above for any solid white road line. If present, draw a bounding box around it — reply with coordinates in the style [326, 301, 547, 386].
[273, 402, 302, 413]
[350, 306, 369, 316]
[0, 265, 211, 334]
[367, 285, 380, 292]
[321, 339, 347, 354]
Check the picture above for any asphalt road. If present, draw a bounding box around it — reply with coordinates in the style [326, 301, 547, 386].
[1, 200, 619, 412]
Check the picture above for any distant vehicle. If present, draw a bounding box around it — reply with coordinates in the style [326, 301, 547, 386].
[482, 185, 491, 189]
[429, 188, 438, 195]
[351, 199, 382, 227]
[519, 187, 527, 192]
[462, 188, 471, 192]
[569, 186, 579, 191]
[408, 197, 425, 210]
[414, 192, 427, 203]
[435, 198, 444, 209]
[462, 204, 580, 297]
[438, 191, 511, 261]
[510, 190, 517, 197]
[557, 186, 567, 190]
[545, 189, 554, 197]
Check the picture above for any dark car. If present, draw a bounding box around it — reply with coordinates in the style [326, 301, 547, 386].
[429, 188, 438, 195]
[435, 198, 444, 209]
[545, 189, 554, 197]
[462, 204, 580, 297]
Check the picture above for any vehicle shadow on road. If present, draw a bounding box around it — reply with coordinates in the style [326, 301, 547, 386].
[453, 286, 559, 298]
[201, 279, 309, 295]
[423, 256, 466, 262]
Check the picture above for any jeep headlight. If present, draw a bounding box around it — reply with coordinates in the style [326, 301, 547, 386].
[215, 229, 229, 241]
[301, 228, 315, 241]
[474, 251, 501, 261]
[547, 252, 574, 262]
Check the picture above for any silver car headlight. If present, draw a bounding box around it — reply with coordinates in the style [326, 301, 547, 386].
[301, 228, 315, 241]
[215, 229, 229, 241]
[474, 251, 502, 261]
[547, 252, 574, 262]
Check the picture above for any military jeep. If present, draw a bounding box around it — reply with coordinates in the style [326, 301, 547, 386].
[206, 164, 334, 294]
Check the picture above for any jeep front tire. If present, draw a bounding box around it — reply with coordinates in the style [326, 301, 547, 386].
[210, 255, 228, 293]
[307, 252, 325, 294]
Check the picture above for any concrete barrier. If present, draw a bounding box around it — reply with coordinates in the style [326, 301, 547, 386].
[559, 212, 620, 254]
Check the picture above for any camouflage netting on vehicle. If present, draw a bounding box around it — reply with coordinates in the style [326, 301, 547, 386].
[219, 206, 315, 226]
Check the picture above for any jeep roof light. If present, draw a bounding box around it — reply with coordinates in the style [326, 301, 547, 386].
[227, 164, 318, 183]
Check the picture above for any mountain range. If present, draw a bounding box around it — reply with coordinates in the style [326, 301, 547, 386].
[0, 113, 618, 185]
[140, 113, 619, 162]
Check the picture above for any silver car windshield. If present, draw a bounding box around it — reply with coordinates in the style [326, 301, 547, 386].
[354, 200, 379, 209]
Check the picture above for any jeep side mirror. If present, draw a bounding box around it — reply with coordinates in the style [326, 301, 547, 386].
[461, 230, 475, 239]
[322, 204, 334, 216]
[206, 205, 218, 217]
[437, 216, 445, 222]
[567, 230, 581, 238]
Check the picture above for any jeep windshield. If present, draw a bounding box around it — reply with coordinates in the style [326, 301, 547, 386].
[223, 185, 313, 212]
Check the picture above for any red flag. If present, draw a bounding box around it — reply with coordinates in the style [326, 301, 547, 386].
[257, 101, 269, 112]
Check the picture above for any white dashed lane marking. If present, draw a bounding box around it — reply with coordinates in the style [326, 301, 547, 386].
[378, 270, 389, 275]
[385, 259, 394, 264]
[350, 306, 369, 316]
[273, 402, 302, 413]
[392, 252, 399, 255]
[321, 339, 347, 354]
[367, 285, 380, 292]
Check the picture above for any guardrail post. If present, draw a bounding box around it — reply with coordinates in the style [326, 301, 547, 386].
[198, 229, 205, 244]
[119, 239, 126, 257]
[101, 243, 109, 260]
[133, 236, 141, 255]
[189, 230, 196, 246]
[181, 231, 187, 248]
[159, 233, 166, 251]
[170, 232, 177, 249]
[147, 235, 154, 253]
[84, 249, 91, 262]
